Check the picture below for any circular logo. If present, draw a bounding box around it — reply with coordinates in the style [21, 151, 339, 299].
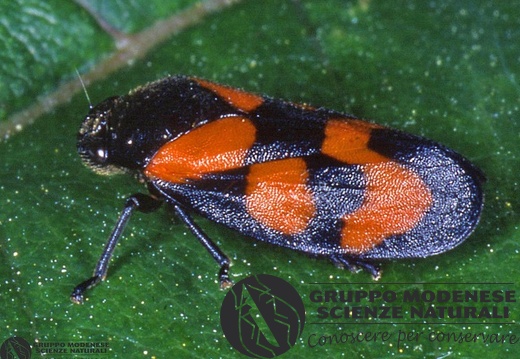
[220, 274, 305, 358]
[0, 336, 32, 359]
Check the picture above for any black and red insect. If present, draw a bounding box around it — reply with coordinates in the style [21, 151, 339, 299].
[71, 76, 484, 303]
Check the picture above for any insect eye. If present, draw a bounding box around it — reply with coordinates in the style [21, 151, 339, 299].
[77, 113, 110, 168]
[96, 148, 107, 161]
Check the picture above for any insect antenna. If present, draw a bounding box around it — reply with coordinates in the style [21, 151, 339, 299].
[75, 68, 93, 109]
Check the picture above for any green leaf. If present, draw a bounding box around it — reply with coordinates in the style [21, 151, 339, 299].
[1, 0, 518, 358]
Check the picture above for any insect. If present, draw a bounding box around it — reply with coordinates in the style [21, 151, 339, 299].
[71, 76, 485, 303]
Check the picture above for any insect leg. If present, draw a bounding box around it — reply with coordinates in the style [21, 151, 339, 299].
[172, 204, 232, 289]
[330, 254, 381, 280]
[70, 193, 162, 304]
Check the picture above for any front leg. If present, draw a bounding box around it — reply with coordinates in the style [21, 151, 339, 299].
[71, 193, 162, 304]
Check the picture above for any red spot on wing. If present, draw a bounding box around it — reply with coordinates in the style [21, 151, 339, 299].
[245, 158, 315, 235]
[144, 116, 256, 183]
[322, 119, 388, 164]
[340, 162, 433, 253]
[195, 78, 264, 113]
